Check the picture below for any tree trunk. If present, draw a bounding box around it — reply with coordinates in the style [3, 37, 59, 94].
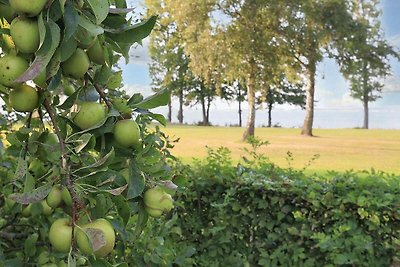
[268, 102, 273, 128]
[238, 84, 242, 127]
[206, 93, 211, 126]
[362, 63, 369, 129]
[242, 68, 256, 141]
[167, 95, 172, 123]
[177, 89, 184, 124]
[362, 96, 369, 129]
[301, 59, 316, 136]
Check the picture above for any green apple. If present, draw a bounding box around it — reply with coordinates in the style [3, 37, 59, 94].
[76, 219, 115, 257]
[49, 218, 72, 253]
[87, 38, 106, 65]
[28, 158, 47, 177]
[47, 185, 62, 209]
[37, 250, 50, 265]
[10, 16, 40, 53]
[120, 168, 129, 183]
[143, 186, 174, 218]
[73, 102, 106, 130]
[9, 84, 38, 112]
[38, 132, 60, 161]
[63, 80, 75, 96]
[61, 187, 72, 207]
[113, 120, 140, 147]
[41, 200, 53, 216]
[21, 204, 31, 217]
[57, 261, 67, 267]
[9, 0, 47, 17]
[0, 54, 28, 87]
[61, 48, 90, 79]
[0, 4, 16, 22]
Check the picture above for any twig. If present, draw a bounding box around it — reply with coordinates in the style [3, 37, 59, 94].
[42, 97, 78, 252]
[85, 74, 112, 109]
[0, 231, 28, 240]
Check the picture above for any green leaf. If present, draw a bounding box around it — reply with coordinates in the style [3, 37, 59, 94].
[15, 19, 60, 83]
[60, 36, 78, 62]
[58, 86, 82, 110]
[9, 183, 52, 204]
[78, 15, 104, 36]
[64, 1, 79, 41]
[24, 233, 38, 257]
[14, 157, 27, 181]
[74, 133, 93, 153]
[112, 195, 130, 226]
[126, 162, 145, 199]
[106, 71, 122, 89]
[88, 258, 112, 267]
[133, 204, 148, 238]
[134, 89, 170, 110]
[105, 15, 157, 44]
[85, 0, 109, 25]
[73, 148, 115, 173]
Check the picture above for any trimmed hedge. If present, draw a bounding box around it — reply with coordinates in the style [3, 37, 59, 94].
[172, 147, 400, 266]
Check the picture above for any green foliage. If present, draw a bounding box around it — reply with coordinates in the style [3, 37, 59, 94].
[171, 145, 400, 266]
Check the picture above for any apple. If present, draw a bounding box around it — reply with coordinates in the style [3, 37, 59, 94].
[38, 132, 60, 161]
[49, 218, 72, 253]
[113, 120, 140, 147]
[9, 84, 38, 112]
[61, 187, 72, 207]
[0, 54, 29, 87]
[61, 48, 90, 79]
[0, 4, 16, 22]
[47, 185, 62, 209]
[87, 38, 106, 65]
[9, 0, 47, 17]
[143, 187, 174, 217]
[75, 219, 115, 257]
[21, 204, 31, 217]
[63, 80, 75, 96]
[41, 200, 53, 216]
[57, 261, 67, 267]
[28, 158, 47, 177]
[73, 102, 106, 130]
[10, 16, 40, 53]
[37, 250, 50, 265]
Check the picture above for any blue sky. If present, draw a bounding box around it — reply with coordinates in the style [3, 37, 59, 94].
[122, 0, 400, 128]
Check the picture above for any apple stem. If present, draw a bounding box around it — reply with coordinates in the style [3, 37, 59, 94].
[42, 97, 79, 252]
[85, 74, 112, 109]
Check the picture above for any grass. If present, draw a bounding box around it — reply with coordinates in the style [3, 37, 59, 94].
[161, 125, 400, 175]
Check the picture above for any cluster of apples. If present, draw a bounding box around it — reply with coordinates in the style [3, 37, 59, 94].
[0, 0, 141, 145]
[45, 185, 115, 257]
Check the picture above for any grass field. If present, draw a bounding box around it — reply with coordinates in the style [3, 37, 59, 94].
[161, 125, 400, 174]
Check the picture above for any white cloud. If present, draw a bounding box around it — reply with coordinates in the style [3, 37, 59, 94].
[122, 84, 153, 97]
[128, 38, 151, 67]
[383, 75, 400, 92]
[388, 34, 400, 47]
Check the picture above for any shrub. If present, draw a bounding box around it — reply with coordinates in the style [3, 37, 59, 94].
[172, 145, 400, 266]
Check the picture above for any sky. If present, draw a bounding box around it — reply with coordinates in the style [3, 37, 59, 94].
[122, 0, 400, 129]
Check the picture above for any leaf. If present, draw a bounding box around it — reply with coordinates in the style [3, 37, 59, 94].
[24, 233, 38, 257]
[15, 19, 60, 83]
[9, 183, 52, 204]
[109, 8, 135, 14]
[78, 15, 104, 36]
[85, 0, 109, 25]
[134, 89, 170, 110]
[126, 162, 145, 199]
[106, 71, 122, 89]
[88, 258, 112, 267]
[105, 184, 128, 196]
[74, 133, 93, 153]
[105, 15, 157, 44]
[73, 148, 115, 173]
[58, 86, 82, 110]
[63, 1, 79, 41]
[134, 204, 148, 238]
[112, 195, 130, 226]
[83, 228, 106, 252]
[14, 157, 27, 181]
[60, 36, 78, 62]
[147, 113, 167, 126]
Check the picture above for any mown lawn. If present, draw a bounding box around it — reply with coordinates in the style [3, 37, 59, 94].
[161, 125, 400, 174]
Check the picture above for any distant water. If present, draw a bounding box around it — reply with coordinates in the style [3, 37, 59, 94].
[154, 102, 400, 129]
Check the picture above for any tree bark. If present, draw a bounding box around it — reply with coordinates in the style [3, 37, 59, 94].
[206, 93, 211, 126]
[362, 63, 369, 129]
[238, 84, 242, 127]
[167, 95, 172, 123]
[242, 67, 256, 140]
[301, 59, 316, 136]
[268, 102, 273, 128]
[177, 88, 184, 124]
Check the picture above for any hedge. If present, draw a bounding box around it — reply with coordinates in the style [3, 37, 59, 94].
[170, 146, 400, 266]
